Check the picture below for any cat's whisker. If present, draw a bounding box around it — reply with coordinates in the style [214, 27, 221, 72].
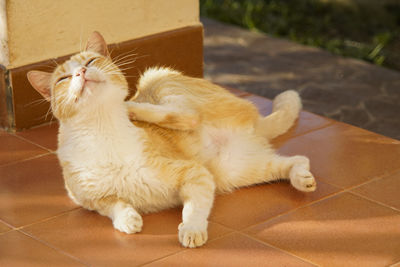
[31, 61, 57, 71]
[114, 64, 139, 70]
[79, 27, 84, 53]
[98, 61, 119, 72]
[112, 55, 138, 65]
[24, 98, 49, 108]
[112, 50, 138, 62]
[50, 59, 59, 68]
[114, 60, 138, 68]
[108, 47, 117, 57]
[113, 54, 148, 66]
[112, 52, 137, 60]
[117, 67, 138, 72]
[44, 105, 53, 121]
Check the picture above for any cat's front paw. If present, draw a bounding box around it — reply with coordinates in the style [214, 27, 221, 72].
[290, 167, 317, 192]
[113, 206, 143, 234]
[178, 222, 208, 248]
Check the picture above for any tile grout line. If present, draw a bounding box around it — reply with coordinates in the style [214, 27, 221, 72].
[347, 190, 400, 213]
[0, 151, 54, 168]
[344, 167, 400, 192]
[0, 229, 15, 236]
[11, 132, 55, 153]
[237, 188, 346, 233]
[139, 228, 238, 267]
[317, 173, 389, 194]
[337, 168, 400, 212]
[288, 120, 336, 140]
[19, 229, 90, 266]
[272, 121, 336, 148]
[17, 207, 82, 232]
[0, 218, 16, 230]
[240, 232, 321, 267]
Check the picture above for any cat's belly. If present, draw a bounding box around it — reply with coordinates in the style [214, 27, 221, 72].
[198, 126, 269, 187]
[200, 126, 244, 160]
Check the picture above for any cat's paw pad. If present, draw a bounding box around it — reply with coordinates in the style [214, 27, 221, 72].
[113, 207, 143, 234]
[178, 222, 208, 248]
[290, 168, 317, 192]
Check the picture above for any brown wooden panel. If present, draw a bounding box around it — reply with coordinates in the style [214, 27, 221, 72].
[0, 67, 14, 130]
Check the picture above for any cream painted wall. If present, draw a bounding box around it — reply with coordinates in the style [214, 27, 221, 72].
[5, 0, 200, 68]
[0, 0, 8, 66]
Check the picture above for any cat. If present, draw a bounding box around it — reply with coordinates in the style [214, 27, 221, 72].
[27, 31, 316, 248]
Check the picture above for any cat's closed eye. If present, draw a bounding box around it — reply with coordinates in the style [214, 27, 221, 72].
[56, 75, 72, 84]
[86, 57, 98, 67]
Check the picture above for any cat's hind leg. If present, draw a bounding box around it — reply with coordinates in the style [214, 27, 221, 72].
[254, 154, 316, 192]
[213, 143, 316, 193]
[259, 154, 317, 192]
[287, 155, 317, 192]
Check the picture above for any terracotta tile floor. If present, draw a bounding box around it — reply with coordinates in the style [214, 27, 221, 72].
[1, 90, 400, 266]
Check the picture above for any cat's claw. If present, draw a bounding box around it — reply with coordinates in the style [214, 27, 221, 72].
[290, 168, 317, 192]
[113, 207, 143, 234]
[178, 222, 208, 248]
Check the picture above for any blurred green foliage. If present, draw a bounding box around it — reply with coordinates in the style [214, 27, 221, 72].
[200, 0, 400, 70]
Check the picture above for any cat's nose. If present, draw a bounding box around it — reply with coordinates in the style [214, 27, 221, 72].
[75, 68, 86, 77]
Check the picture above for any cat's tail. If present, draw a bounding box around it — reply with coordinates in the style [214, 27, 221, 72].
[255, 90, 302, 139]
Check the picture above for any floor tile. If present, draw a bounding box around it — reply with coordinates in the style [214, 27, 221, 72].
[0, 230, 84, 266]
[272, 111, 334, 145]
[209, 180, 340, 230]
[0, 131, 49, 166]
[0, 154, 77, 227]
[243, 94, 333, 142]
[351, 170, 400, 210]
[245, 193, 400, 267]
[0, 220, 11, 233]
[276, 122, 400, 188]
[16, 122, 59, 151]
[23, 207, 232, 267]
[146, 232, 315, 267]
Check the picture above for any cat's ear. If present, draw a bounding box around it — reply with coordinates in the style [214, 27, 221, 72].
[86, 31, 109, 57]
[27, 71, 52, 101]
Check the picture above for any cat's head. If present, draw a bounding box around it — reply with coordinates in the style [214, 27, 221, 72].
[27, 32, 128, 121]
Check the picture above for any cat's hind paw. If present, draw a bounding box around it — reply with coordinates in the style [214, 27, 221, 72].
[178, 222, 208, 248]
[290, 167, 317, 192]
[113, 206, 143, 234]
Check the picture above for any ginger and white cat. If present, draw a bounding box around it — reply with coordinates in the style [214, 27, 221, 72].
[27, 32, 316, 248]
